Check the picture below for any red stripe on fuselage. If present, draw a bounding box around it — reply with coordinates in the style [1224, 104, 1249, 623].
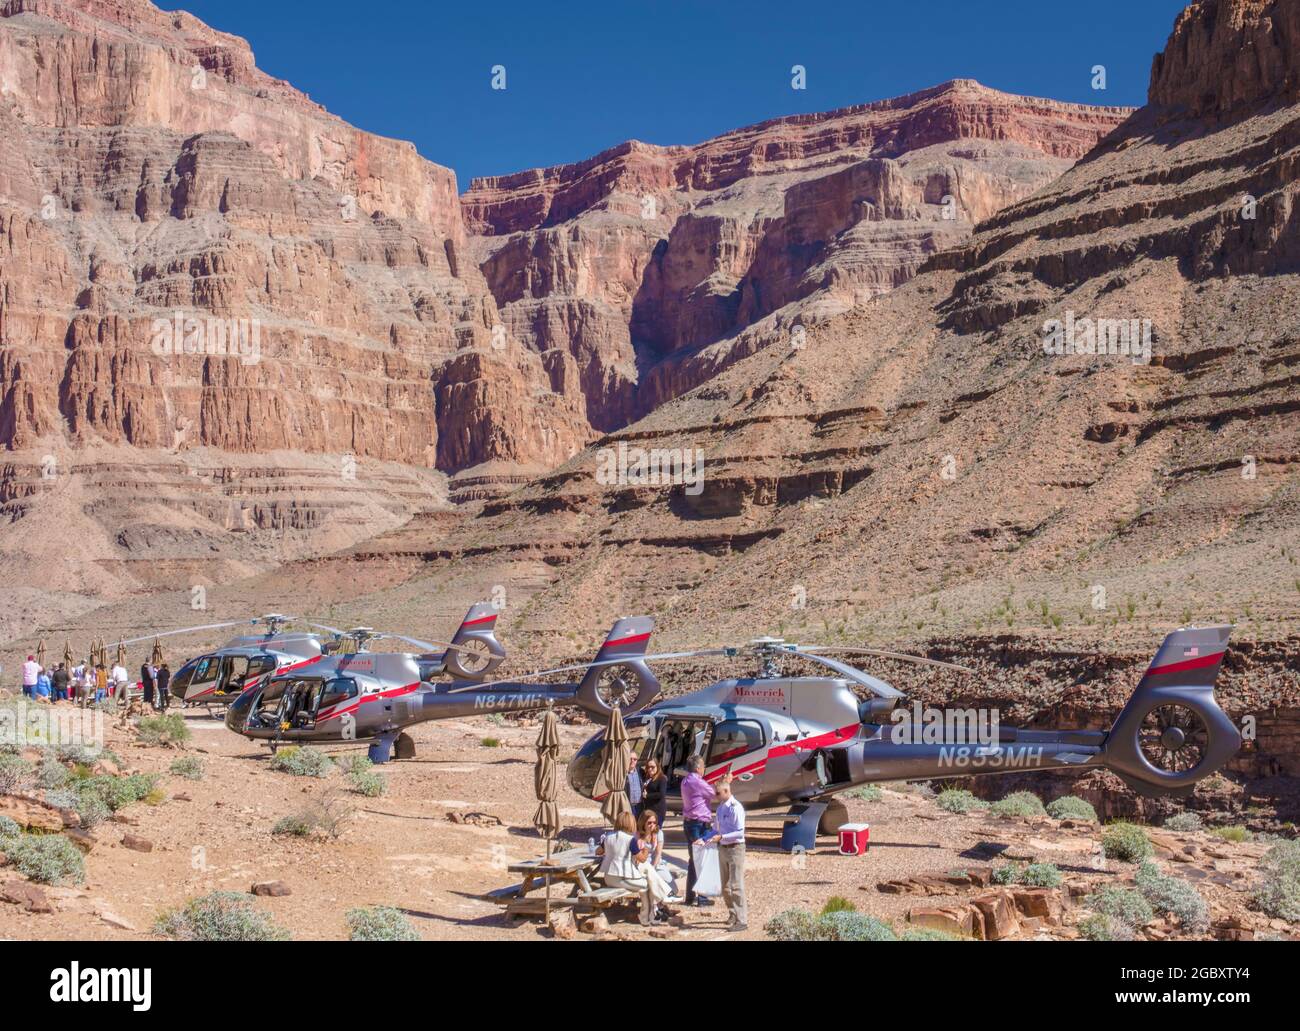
[462, 614, 497, 627]
[601, 632, 651, 650]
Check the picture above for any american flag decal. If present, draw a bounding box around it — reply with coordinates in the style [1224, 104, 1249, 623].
[1184, 646, 1199, 657]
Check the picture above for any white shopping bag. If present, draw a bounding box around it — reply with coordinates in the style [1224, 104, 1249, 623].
[691, 841, 721, 897]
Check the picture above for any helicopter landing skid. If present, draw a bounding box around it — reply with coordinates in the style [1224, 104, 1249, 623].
[779, 801, 827, 854]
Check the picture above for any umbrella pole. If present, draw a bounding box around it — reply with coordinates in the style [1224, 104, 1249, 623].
[544, 836, 552, 924]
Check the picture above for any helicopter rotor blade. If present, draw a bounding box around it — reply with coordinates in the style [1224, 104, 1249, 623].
[373, 632, 496, 658]
[443, 648, 730, 695]
[801, 646, 974, 674]
[785, 650, 906, 699]
[306, 622, 348, 637]
[111, 620, 250, 648]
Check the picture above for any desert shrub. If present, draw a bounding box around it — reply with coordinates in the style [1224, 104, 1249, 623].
[73, 793, 111, 829]
[764, 909, 820, 941]
[269, 746, 334, 778]
[1019, 862, 1063, 888]
[1211, 825, 1252, 843]
[136, 712, 190, 747]
[1085, 885, 1154, 929]
[991, 862, 1020, 885]
[346, 906, 419, 941]
[155, 891, 290, 941]
[1135, 860, 1208, 932]
[899, 927, 965, 941]
[36, 759, 71, 791]
[349, 770, 386, 797]
[936, 789, 986, 814]
[0, 813, 19, 842]
[820, 896, 856, 915]
[341, 754, 373, 775]
[480, 737, 501, 748]
[169, 755, 205, 781]
[1253, 840, 1300, 922]
[272, 794, 351, 839]
[78, 772, 159, 812]
[1046, 795, 1098, 822]
[56, 743, 108, 765]
[844, 783, 882, 802]
[1080, 912, 1138, 941]
[1102, 822, 1154, 863]
[6, 833, 85, 885]
[1163, 811, 1204, 832]
[0, 753, 33, 793]
[990, 791, 1046, 819]
[817, 911, 898, 941]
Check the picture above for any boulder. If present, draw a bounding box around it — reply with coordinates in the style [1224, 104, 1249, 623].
[548, 909, 577, 940]
[907, 904, 974, 938]
[971, 891, 1019, 940]
[121, 833, 153, 853]
[251, 881, 292, 897]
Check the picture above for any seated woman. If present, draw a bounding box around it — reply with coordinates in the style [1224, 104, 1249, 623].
[636, 809, 680, 902]
[597, 811, 671, 926]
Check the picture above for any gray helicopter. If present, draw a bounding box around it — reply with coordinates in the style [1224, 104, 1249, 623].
[224, 615, 660, 762]
[542, 624, 1243, 850]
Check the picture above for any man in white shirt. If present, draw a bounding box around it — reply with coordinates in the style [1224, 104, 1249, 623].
[21, 655, 41, 698]
[699, 774, 747, 931]
[110, 662, 130, 703]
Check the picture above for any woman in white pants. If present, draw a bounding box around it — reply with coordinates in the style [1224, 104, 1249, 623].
[637, 810, 680, 900]
[599, 811, 670, 925]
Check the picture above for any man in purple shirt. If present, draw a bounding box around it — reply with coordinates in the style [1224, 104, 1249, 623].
[680, 755, 716, 907]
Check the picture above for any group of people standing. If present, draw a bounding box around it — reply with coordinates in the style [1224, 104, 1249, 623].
[18, 654, 171, 710]
[598, 753, 747, 931]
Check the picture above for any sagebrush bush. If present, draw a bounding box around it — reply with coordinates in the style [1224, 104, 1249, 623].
[1085, 885, 1154, 929]
[844, 783, 882, 802]
[349, 770, 386, 797]
[37, 759, 71, 791]
[1253, 840, 1300, 922]
[1019, 862, 1063, 888]
[272, 795, 351, 839]
[1211, 825, 1252, 843]
[0, 813, 19, 842]
[1102, 822, 1154, 862]
[764, 909, 820, 941]
[991, 862, 1020, 885]
[155, 891, 290, 941]
[936, 789, 986, 814]
[990, 791, 1046, 819]
[346, 906, 420, 941]
[78, 772, 159, 812]
[169, 755, 205, 781]
[1163, 811, 1204, 832]
[899, 927, 965, 941]
[342, 755, 373, 775]
[6, 833, 85, 885]
[1135, 860, 1208, 931]
[817, 911, 898, 941]
[0, 753, 33, 793]
[1046, 795, 1098, 822]
[136, 712, 190, 747]
[1080, 912, 1138, 941]
[269, 746, 333, 778]
[56, 743, 110, 765]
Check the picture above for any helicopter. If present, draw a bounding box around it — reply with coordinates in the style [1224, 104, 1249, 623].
[223, 615, 661, 762]
[114, 605, 507, 708]
[544, 624, 1242, 851]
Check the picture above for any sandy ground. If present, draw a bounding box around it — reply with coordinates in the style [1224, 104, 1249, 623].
[0, 701, 1277, 942]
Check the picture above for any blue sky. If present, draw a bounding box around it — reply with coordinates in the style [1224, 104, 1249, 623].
[159, 0, 1190, 189]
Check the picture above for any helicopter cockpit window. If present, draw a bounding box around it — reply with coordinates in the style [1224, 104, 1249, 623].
[655, 719, 715, 788]
[708, 720, 765, 764]
[218, 654, 275, 695]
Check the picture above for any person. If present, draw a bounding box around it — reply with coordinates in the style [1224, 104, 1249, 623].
[140, 661, 156, 708]
[598, 811, 670, 926]
[637, 809, 680, 903]
[21, 654, 41, 698]
[155, 663, 171, 711]
[51, 663, 69, 702]
[641, 757, 668, 829]
[110, 660, 129, 703]
[697, 774, 748, 931]
[680, 755, 717, 907]
[94, 664, 108, 704]
[35, 667, 52, 701]
[627, 754, 643, 817]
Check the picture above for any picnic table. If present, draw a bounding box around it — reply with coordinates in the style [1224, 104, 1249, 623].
[491, 846, 637, 918]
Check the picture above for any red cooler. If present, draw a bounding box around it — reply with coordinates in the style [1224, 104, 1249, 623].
[838, 822, 870, 855]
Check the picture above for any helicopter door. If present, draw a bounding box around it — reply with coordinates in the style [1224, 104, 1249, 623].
[706, 719, 766, 804]
[184, 655, 220, 701]
[651, 718, 715, 791]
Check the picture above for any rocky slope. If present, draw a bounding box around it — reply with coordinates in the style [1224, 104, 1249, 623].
[379, 0, 1300, 668]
